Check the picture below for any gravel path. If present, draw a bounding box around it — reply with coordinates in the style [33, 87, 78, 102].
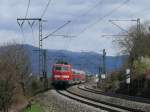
[35, 90, 107, 112]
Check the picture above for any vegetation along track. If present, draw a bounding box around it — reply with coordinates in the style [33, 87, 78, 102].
[78, 85, 150, 104]
[56, 89, 144, 112]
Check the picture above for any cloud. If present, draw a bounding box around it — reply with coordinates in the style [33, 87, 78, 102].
[0, 30, 22, 44]
[0, 0, 150, 56]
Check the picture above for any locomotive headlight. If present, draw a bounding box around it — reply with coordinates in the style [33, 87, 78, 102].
[54, 75, 61, 78]
[63, 75, 69, 78]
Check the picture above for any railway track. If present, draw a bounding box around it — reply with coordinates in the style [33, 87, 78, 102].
[78, 85, 150, 104]
[56, 88, 144, 112]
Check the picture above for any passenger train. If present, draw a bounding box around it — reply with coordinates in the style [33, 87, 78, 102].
[51, 63, 86, 88]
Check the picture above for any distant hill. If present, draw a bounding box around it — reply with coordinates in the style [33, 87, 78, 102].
[24, 44, 127, 75]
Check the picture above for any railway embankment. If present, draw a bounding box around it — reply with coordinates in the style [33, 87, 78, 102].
[68, 85, 150, 112]
[34, 89, 106, 112]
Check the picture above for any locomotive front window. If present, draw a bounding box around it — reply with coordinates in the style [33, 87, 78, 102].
[54, 66, 61, 70]
[62, 66, 69, 71]
[54, 66, 69, 71]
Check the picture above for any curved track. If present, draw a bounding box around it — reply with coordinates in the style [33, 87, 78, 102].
[56, 87, 145, 112]
[78, 85, 150, 104]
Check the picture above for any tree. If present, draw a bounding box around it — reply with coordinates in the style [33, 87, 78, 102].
[0, 43, 31, 112]
[117, 22, 150, 68]
[116, 21, 150, 95]
[0, 61, 16, 112]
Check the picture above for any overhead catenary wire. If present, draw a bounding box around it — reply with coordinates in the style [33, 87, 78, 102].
[17, 0, 30, 30]
[76, 0, 130, 37]
[63, 24, 73, 51]
[71, 0, 104, 23]
[17, 0, 31, 43]
[25, 0, 31, 19]
[17, 23, 26, 42]
[28, 21, 37, 46]
[42, 0, 103, 40]
[41, 0, 103, 42]
[43, 21, 71, 40]
[24, 0, 36, 47]
[41, 0, 52, 18]
[61, 0, 104, 39]
[109, 20, 129, 34]
[105, 18, 139, 39]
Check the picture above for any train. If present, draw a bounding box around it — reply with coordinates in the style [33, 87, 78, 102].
[51, 63, 86, 88]
[72, 69, 86, 84]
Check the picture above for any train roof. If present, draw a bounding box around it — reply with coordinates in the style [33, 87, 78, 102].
[53, 63, 71, 66]
[72, 69, 86, 74]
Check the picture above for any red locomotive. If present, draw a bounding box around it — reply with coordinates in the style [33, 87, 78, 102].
[51, 62, 86, 88]
[52, 63, 72, 87]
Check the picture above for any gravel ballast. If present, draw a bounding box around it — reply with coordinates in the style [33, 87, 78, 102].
[35, 90, 107, 112]
[68, 85, 150, 112]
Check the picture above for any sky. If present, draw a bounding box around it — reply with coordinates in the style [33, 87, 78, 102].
[0, 0, 150, 56]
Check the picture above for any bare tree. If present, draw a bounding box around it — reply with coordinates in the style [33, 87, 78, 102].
[0, 61, 16, 112]
[0, 42, 31, 112]
[116, 22, 150, 67]
[115, 21, 150, 95]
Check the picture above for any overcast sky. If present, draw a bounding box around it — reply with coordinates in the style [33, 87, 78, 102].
[0, 0, 150, 56]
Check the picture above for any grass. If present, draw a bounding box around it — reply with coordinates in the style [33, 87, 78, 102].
[23, 103, 44, 112]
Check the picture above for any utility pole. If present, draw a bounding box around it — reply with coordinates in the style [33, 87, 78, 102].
[137, 18, 141, 91]
[108, 18, 141, 92]
[98, 49, 106, 88]
[39, 19, 43, 77]
[17, 18, 49, 89]
[137, 18, 141, 35]
[17, 18, 44, 76]
[102, 49, 106, 75]
[17, 18, 72, 89]
[137, 18, 141, 54]
[43, 49, 48, 89]
[33, 49, 48, 89]
[108, 18, 141, 66]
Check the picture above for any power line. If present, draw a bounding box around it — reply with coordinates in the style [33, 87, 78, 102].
[65, 0, 104, 37]
[107, 18, 139, 37]
[109, 20, 129, 34]
[17, 22, 26, 41]
[28, 20, 36, 46]
[25, 0, 31, 19]
[43, 20, 71, 40]
[101, 34, 128, 37]
[72, 0, 104, 23]
[17, 0, 31, 43]
[17, 18, 43, 76]
[80, 0, 103, 16]
[76, 0, 130, 37]
[41, 0, 52, 18]
[63, 25, 73, 52]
